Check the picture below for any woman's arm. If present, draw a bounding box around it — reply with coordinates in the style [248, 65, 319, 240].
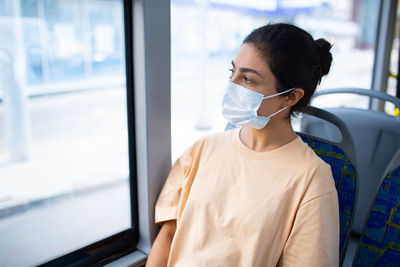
[145, 220, 177, 267]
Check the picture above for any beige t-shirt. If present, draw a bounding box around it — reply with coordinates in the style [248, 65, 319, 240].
[155, 128, 339, 267]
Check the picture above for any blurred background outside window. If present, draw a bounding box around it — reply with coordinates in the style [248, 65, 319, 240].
[0, 0, 130, 266]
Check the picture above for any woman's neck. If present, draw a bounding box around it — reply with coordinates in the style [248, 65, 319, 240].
[239, 119, 297, 152]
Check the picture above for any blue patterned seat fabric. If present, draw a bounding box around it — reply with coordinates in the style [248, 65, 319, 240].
[354, 165, 400, 267]
[300, 136, 356, 252]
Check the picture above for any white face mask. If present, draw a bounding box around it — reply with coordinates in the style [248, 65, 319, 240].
[222, 82, 294, 129]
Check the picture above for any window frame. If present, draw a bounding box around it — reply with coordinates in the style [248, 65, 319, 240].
[131, 0, 171, 254]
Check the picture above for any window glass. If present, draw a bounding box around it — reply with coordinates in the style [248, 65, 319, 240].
[0, 0, 131, 266]
[171, 0, 380, 161]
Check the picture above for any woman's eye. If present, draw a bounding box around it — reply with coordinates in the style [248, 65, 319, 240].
[228, 69, 253, 84]
[243, 76, 253, 83]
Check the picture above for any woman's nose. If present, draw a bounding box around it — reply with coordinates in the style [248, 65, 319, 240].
[229, 74, 239, 84]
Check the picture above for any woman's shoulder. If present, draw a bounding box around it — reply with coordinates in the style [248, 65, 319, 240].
[297, 141, 337, 203]
[294, 137, 330, 168]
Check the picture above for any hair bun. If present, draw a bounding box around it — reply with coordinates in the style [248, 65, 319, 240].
[314, 38, 332, 77]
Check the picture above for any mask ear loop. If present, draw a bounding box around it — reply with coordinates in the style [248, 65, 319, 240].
[262, 88, 295, 100]
[267, 106, 289, 118]
[262, 88, 295, 118]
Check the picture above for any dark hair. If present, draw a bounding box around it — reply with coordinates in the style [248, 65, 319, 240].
[243, 23, 332, 115]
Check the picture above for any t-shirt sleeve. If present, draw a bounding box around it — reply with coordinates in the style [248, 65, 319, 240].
[154, 139, 204, 224]
[278, 165, 340, 267]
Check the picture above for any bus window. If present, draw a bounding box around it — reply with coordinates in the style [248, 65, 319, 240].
[171, 0, 380, 161]
[0, 0, 134, 266]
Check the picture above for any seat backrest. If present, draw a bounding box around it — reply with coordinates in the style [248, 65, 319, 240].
[352, 147, 400, 266]
[297, 106, 358, 266]
[302, 88, 400, 235]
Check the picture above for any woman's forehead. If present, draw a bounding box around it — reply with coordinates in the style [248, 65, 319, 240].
[233, 43, 277, 87]
[233, 43, 271, 75]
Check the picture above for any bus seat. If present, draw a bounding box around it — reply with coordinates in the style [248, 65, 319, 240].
[352, 147, 400, 266]
[301, 88, 400, 236]
[297, 106, 358, 266]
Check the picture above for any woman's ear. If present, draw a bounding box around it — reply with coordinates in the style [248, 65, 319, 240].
[285, 88, 304, 107]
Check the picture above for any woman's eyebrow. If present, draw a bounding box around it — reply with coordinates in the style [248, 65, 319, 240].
[231, 60, 264, 79]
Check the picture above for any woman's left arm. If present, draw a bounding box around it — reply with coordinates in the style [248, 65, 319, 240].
[278, 190, 340, 267]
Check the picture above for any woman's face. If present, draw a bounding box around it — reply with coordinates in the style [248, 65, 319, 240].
[229, 43, 286, 117]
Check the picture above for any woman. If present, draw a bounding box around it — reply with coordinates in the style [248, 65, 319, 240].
[146, 23, 339, 267]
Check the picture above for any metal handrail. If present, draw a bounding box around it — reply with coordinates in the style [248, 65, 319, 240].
[313, 88, 400, 110]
